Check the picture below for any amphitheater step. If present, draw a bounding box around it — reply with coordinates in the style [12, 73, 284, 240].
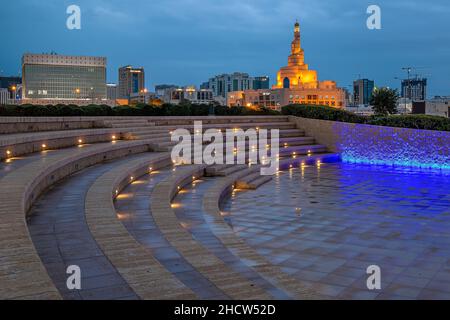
[0, 129, 123, 160]
[106, 120, 153, 128]
[279, 144, 328, 157]
[215, 164, 248, 176]
[83, 153, 196, 300]
[204, 164, 228, 176]
[201, 173, 330, 299]
[279, 129, 305, 138]
[125, 121, 297, 132]
[129, 132, 171, 141]
[205, 164, 248, 177]
[278, 152, 341, 169]
[279, 136, 315, 146]
[137, 133, 311, 153]
[235, 172, 272, 189]
[150, 165, 273, 299]
[151, 115, 290, 125]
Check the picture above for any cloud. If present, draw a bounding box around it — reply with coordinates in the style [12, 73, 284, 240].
[91, 3, 132, 21]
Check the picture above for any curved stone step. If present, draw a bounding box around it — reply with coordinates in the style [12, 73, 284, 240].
[202, 173, 328, 300]
[84, 153, 197, 300]
[150, 165, 273, 299]
[28, 155, 154, 300]
[278, 136, 315, 146]
[278, 153, 341, 170]
[279, 145, 328, 157]
[279, 129, 305, 138]
[0, 128, 123, 160]
[115, 170, 229, 299]
[205, 164, 229, 176]
[235, 172, 272, 190]
[149, 116, 291, 126]
[215, 164, 248, 177]
[171, 178, 290, 299]
[0, 140, 158, 299]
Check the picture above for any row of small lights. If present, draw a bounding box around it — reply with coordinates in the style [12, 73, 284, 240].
[170, 127, 262, 135]
[4, 135, 118, 158]
[288, 159, 321, 169]
[172, 173, 200, 208]
[115, 165, 155, 197]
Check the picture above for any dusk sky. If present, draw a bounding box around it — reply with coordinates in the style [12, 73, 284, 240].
[1, 0, 449, 96]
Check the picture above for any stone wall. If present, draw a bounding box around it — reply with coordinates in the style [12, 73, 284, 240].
[289, 116, 450, 169]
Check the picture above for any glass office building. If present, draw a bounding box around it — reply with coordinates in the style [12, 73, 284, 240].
[22, 54, 107, 103]
[353, 79, 375, 106]
[207, 73, 270, 99]
[118, 65, 145, 99]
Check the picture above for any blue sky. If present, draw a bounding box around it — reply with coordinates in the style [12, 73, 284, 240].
[1, 0, 449, 96]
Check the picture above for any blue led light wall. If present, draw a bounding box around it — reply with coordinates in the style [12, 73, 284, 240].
[333, 123, 450, 170]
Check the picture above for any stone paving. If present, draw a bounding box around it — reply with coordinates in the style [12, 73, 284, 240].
[28, 156, 147, 300]
[173, 178, 292, 299]
[222, 163, 450, 299]
[201, 171, 325, 299]
[149, 165, 273, 299]
[116, 171, 229, 299]
[2, 116, 448, 300]
[84, 155, 196, 300]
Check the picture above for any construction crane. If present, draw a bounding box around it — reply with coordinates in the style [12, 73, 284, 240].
[401, 66, 429, 82]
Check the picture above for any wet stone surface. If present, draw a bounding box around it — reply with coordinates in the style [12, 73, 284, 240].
[222, 163, 450, 299]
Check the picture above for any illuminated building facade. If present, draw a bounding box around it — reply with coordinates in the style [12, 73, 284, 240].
[118, 65, 145, 99]
[228, 22, 345, 110]
[22, 53, 107, 105]
[161, 86, 214, 105]
[206, 73, 269, 105]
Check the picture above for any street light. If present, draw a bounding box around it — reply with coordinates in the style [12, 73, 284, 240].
[10, 86, 17, 104]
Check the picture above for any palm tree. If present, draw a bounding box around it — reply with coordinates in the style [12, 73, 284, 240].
[370, 87, 399, 116]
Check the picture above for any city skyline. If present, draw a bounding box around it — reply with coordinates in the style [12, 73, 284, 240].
[1, 0, 450, 96]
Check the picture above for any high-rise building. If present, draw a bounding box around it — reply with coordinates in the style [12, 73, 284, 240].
[228, 21, 345, 110]
[401, 77, 427, 101]
[107, 83, 118, 101]
[21, 53, 107, 105]
[207, 73, 270, 99]
[353, 79, 375, 106]
[118, 66, 145, 99]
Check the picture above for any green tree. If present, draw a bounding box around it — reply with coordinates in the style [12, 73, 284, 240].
[370, 87, 399, 115]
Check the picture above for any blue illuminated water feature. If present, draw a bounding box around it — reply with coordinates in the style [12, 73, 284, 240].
[222, 163, 450, 299]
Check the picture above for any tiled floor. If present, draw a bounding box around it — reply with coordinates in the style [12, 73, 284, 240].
[222, 163, 450, 299]
[1, 150, 59, 179]
[115, 171, 229, 300]
[25, 158, 450, 300]
[27, 156, 150, 300]
[173, 178, 291, 299]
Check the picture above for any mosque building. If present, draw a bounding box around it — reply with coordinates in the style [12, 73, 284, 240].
[227, 21, 346, 110]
